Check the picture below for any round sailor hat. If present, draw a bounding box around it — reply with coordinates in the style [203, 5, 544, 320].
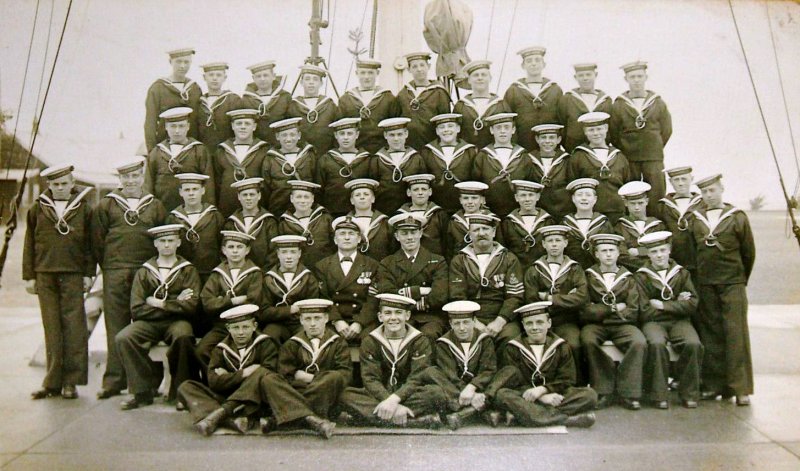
[466, 212, 500, 227]
[430, 113, 462, 126]
[532, 124, 563, 135]
[114, 158, 145, 175]
[403, 173, 435, 187]
[484, 112, 517, 127]
[511, 180, 544, 193]
[247, 61, 276, 73]
[620, 61, 648, 74]
[271, 234, 308, 249]
[220, 304, 260, 323]
[573, 63, 598, 72]
[221, 230, 256, 245]
[200, 62, 228, 72]
[388, 213, 426, 230]
[226, 109, 259, 121]
[344, 178, 379, 193]
[566, 178, 599, 193]
[514, 301, 553, 318]
[376, 293, 416, 310]
[517, 46, 547, 58]
[378, 117, 411, 131]
[293, 299, 334, 315]
[618, 181, 652, 199]
[288, 180, 321, 193]
[159, 107, 193, 122]
[230, 177, 264, 192]
[638, 231, 673, 249]
[299, 64, 327, 78]
[166, 47, 195, 58]
[356, 59, 382, 70]
[577, 112, 610, 127]
[405, 52, 432, 64]
[270, 117, 303, 133]
[663, 166, 693, 178]
[442, 300, 481, 319]
[695, 174, 723, 189]
[147, 224, 184, 239]
[174, 173, 210, 185]
[589, 233, 625, 247]
[536, 224, 570, 239]
[41, 164, 75, 180]
[454, 181, 489, 194]
[462, 60, 492, 76]
[328, 117, 361, 131]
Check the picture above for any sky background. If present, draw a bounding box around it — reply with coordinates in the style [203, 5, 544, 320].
[0, 0, 799, 209]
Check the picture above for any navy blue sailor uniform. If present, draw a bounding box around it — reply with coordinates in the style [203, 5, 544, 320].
[196, 90, 241, 149]
[580, 265, 646, 401]
[116, 256, 201, 400]
[278, 205, 335, 271]
[452, 94, 511, 150]
[178, 330, 278, 424]
[349, 210, 396, 263]
[529, 148, 573, 221]
[287, 95, 339, 154]
[166, 203, 225, 286]
[144, 139, 216, 212]
[503, 78, 563, 150]
[223, 207, 278, 269]
[557, 88, 613, 152]
[338, 326, 448, 423]
[474, 144, 535, 218]
[373, 147, 426, 215]
[23, 186, 96, 392]
[562, 212, 614, 269]
[568, 144, 631, 223]
[375, 246, 450, 339]
[338, 87, 400, 153]
[144, 78, 202, 152]
[396, 81, 452, 150]
[261, 330, 352, 425]
[240, 81, 292, 145]
[490, 332, 597, 426]
[656, 192, 702, 273]
[213, 139, 270, 217]
[614, 216, 666, 271]
[260, 265, 321, 343]
[636, 260, 702, 403]
[91, 190, 167, 392]
[261, 144, 317, 216]
[397, 202, 449, 256]
[690, 203, 755, 397]
[316, 149, 375, 218]
[420, 140, 478, 214]
[500, 208, 554, 267]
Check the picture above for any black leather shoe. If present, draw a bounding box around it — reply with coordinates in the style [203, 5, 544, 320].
[97, 389, 122, 400]
[735, 395, 751, 406]
[595, 395, 613, 410]
[261, 416, 278, 435]
[653, 400, 669, 410]
[31, 388, 60, 400]
[195, 408, 228, 436]
[305, 415, 336, 439]
[682, 400, 698, 409]
[620, 397, 641, 410]
[61, 385, 78, 399]
[120, 393, 154, 411]
[564, 412, 596, 428]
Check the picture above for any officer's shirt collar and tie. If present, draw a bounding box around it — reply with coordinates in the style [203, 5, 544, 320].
[403, 248, 420, 264]
[339, 251, 356, 276]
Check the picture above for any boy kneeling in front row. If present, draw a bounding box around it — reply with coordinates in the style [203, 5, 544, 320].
[177, 304, 278, 436]
[491, 301, 597, 428]
[338, 294, 448, 428]
[261, 299, 351, 439]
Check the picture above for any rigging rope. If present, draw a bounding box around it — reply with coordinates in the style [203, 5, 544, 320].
[765, 2, 800, 195]
[727, 0, 800, 248]
[368, 0, 378, 58]
[495, 0, 519, 94]
[32, 0, 56, 140]
[2, 0, 43, 182]
[485, 0, 496, 60]
[0, 0, 74, 286]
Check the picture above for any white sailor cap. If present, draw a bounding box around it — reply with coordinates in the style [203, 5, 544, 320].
[695, 174, 723, 189]
[114, 158, 146, 175]
[388, 213, 427, 230]
[577, 112, 610, 127]
[356, 59, 382, 70]
[566, 178, 599, 193]
[620, 61, 648, 73]
[402, 173, 435, 187]
[466, 212, 500, 227]
[288, 180, 321, 193]
[430, 113, 462, 125]
[618, 181, 652, 199]
[517, 46, 547, 58]
[532, 124, 564, 135]
[247, 61, 276, 73]
[174, 173, 210, 185]
[147, 224, 184, 239]
[514, 301, 553, 318]
[166, 48, 195, 58]
[511, 180, 544, 193]
[270, 117, 303, 133]
[378, 117, 412, 131]
[271, 234, 308, 249]
[200, 62, 228, 72]
[442, 300, 481, 319]
[376, 293, 416, 310]
[41, 164, 75, 180]
[299, 64, 327, 78]
[454, 181, 489, 194]
[226, 109, 259, 121]
[589, 233, 625, 247]
[159, 107, 193, 122]
[328, 117, 361, 131]
[230, 177, 264, 192]
[219, 304, 260, 323]
[484, 112, 518, 127]
[293, 299, 334, 315]
[462, 60, 492, 76]
[638, 231, 673, 249]
[344, 178, 379, 192]
[220, 230, 256, 245]
[331, 216, 361, 232]
[535, 224, 570, 239]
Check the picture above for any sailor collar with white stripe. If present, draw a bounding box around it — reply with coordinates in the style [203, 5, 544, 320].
[345, 86, 391, 106]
